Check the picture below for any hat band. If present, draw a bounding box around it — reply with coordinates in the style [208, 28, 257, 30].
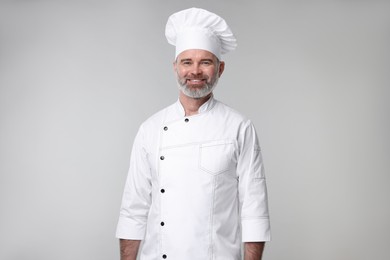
[175, 29, 221, 59]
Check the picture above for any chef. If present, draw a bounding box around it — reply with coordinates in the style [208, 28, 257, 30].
[116, 7, 271, 260]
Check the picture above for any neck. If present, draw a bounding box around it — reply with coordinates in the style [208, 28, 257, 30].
[179, 92, 212, 116]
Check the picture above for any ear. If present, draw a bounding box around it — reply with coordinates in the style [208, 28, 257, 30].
[218, 61, 225, 77]
[173, 60, 177, 72]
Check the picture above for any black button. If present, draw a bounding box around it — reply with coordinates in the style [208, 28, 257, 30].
[160, 156, 165, 160]
[160, 222, 165, 226]
[163, 126, 168, 131]
[184, 118, 189, 122]
[160, 189, 165, 193]
[162, 255, 167, 259]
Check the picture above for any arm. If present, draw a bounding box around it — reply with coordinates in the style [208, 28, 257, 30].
[244, 242, 265, 260]
[116, 125, 152, 253]
[237, 121, 271, 246]
[120, 239, 141, 260]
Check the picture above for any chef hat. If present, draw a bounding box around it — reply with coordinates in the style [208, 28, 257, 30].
[165, 7, 237, 60]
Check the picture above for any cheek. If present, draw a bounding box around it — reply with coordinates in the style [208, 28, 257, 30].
[177, 69, 189, 78]
[206, 68, 217, 78]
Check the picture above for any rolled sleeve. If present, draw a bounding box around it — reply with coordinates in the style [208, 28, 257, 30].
[116, 215, 147, 239]
[242, 217, 271, 242]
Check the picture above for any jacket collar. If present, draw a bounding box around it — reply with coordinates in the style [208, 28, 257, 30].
[176, 94, 216, 117]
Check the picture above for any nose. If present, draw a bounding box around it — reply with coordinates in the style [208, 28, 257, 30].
[190, 63, 202, 75]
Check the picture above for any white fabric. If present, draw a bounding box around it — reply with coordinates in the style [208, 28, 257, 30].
[165, 7, 237, 59]
[116, 96, 271, 260]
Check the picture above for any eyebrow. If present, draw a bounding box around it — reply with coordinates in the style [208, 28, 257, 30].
[200, 59, 214, 63]
[179, 58, 192, 63]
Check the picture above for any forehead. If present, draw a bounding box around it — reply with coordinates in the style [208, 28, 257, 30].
[177, 49, 217, 61]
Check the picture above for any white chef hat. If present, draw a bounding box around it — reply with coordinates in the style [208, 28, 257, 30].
[165, 7, 237, 60]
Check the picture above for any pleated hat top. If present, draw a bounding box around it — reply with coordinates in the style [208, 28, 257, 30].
[165, 7, 237, 60]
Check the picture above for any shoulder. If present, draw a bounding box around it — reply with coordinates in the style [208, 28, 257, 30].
[213, 99, 251, 124]
[139, 102, 176, 131]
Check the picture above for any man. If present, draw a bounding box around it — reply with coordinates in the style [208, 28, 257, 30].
[116, 7, 271, 260]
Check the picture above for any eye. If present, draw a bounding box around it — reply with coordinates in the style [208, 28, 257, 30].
[180, 59, 192, 66]
[201, 60, 212, 65]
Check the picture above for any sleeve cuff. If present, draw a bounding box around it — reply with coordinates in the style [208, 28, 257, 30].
[115, 215, 147, 240]
[242, 217, 271, 242]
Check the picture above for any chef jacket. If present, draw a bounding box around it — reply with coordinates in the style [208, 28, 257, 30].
[116, 96, 271, 260]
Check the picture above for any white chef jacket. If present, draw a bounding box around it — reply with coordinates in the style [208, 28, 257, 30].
[116, 96, 270, 260]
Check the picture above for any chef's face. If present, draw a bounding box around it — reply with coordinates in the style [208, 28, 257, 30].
[174, 49, 225, 99]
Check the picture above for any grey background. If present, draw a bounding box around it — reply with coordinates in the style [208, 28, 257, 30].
[0, 0, 389, 259]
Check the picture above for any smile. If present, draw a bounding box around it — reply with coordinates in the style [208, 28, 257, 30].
[187, 79, 206, 83]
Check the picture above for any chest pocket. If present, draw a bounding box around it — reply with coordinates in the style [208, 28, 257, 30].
[199, 140, 236, 176]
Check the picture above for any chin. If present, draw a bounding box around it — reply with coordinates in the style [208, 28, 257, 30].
[183, 89, 212, 99]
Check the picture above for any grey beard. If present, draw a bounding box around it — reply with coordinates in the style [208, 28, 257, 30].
[176, 76, 219, 99]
